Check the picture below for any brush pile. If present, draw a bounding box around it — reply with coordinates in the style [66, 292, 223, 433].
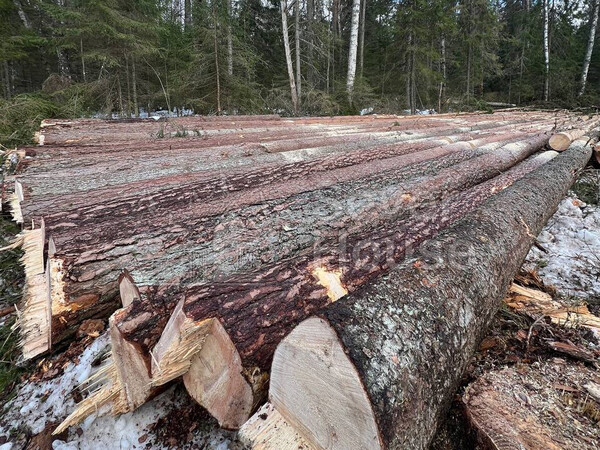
[2, 111, 598, 449]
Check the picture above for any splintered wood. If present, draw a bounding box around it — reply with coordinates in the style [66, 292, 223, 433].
[2, 111, 597, 442]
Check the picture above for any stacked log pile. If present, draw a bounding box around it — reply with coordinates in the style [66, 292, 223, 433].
[1, 111, 596, 444]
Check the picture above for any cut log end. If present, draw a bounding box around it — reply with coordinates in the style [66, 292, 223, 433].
[182, 319, 254, 429]
[269, 317, 382, 450]
[118, 269, 140, 307]
[151, 300, 253, 429]
[19, 224, 51, 360]
[110, 310, 152, 410]
[239, 402, 315, 450]
[548, 129, 588, 151]
[10, 180, 24, 224]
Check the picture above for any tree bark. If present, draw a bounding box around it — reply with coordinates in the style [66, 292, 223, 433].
[22, 116, 557, 223]
[281, 0, 298, 113]
[266, 140, 592, 450]
[55, 131, 555, 431]
[295, 0, 301, 105]
[346, 0, 361, 103]
[359, 0, 366, 79]
[438, 36, 446, 113]
[12, 0, 31, 29]
[579, 0, 599, 97]
[131, 57, 139, 117]
[543, 0, 550, 102]
[80, 38, 87, 83]
[227, 0, 233, 76]
[307, 0, 314, 84]
[185, 0, 192, 30]
[213, 5, 222, 115]
[16, 114, 565, 361]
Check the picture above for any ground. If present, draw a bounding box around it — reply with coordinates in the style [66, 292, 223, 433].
[0, 168, 599, 450]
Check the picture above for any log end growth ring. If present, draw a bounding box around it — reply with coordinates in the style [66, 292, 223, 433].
[270, 317, 382, 450]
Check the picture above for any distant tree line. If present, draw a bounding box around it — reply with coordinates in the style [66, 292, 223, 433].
[0, 0, 599, 122]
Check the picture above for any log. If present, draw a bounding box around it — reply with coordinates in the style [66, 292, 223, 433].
[242, 138, 592, 449]
[56, 144, 558, 432]
[25, 130, 538, 358]
[34, 112, 552, 147]
[16, 116, 556, 223]
[548, 117, 600, 151]
[549, 129, 589, 151]
[108, 132, 554, 357]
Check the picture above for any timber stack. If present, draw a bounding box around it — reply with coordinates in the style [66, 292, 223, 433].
[0, 110, 597, 447]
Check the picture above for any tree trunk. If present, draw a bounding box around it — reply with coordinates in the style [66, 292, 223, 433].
[80, 38, 87, 83]
[579, 0, 599, 97]
[332, 0, 338, 91]
[117, 72, 124, 117]
[213, 9, 222, 114]
[12, 0, 31, 29]
[518, 46, 525, 105]
[3, 61, 11, 99]
[21, 115, 557, 221]
[264, 140, 592, 450]
[295, 0, 301, 106]
[227, 0, 233, 76]
[185, 0, 192, 30]
[131, 57, 139, 117]
[438, 36, 446, 113]
[307, 0, 314, 84]
[281, 0, 298, 113]
[125, 55, 132, 117]
[543, 0, 550, 102]
[406, 35, 412, 112]
[467, 41, 472, 101]
[359, 0, 366, 79]
[346, 0, 361, 103]
[548, 119, 600, 150]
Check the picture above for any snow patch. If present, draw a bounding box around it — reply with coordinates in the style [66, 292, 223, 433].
[0, 332, 235, 449]
[525, 194, 600, 299]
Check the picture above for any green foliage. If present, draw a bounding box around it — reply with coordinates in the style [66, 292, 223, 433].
[0, 94, 58, 147]
[0, 0, 599, 121]
[0, 208, 26, 405]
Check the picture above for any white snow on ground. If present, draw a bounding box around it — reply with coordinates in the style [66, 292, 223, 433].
[525, 194, 600, 299]
[0, 333, 235, 449]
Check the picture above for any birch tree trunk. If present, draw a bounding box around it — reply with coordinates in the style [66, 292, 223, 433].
[579, 0, 599, 97]
[438, 36, 446, 113]
[332, 0, 339, 91]
[281, 0, 298, 114]
[295, 0, 301, 105]
[12, 0, 31, 29]
[543, 0, 550, 102]
[346, 0, 361, 103]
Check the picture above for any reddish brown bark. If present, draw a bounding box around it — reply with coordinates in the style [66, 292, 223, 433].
[114, 133, 551, 368]
[268, 140, 592, 449]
